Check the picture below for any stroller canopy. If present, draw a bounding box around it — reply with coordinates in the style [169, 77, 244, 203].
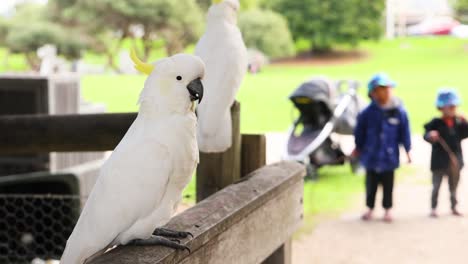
[289, 78, 336, 127]
[289, 78, 335, 109]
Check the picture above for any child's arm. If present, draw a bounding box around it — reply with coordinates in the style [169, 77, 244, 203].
[353, 112, 366, 155]
[423, 120, 439, 143]
[458, 116, 468, 139]
[399, 110, 412, 163]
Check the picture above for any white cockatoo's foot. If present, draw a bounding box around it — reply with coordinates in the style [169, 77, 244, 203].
[129, 235, 190, 252]
[153, 228, 194, 239]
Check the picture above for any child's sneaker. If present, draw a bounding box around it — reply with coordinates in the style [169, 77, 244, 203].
[430, 210, 439, 218]
[452, 209, 463, 217]
[361, 211, 373, 221]
[383, 210, 393, 223]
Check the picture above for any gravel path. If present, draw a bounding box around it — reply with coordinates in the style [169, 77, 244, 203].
[290, 137, 468, 264]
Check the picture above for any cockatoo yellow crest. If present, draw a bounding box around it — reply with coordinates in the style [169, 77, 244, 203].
[130, 48, 155, 75]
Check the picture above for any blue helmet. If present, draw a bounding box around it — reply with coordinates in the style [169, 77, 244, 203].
[367, 73, 396, 94]
[436, 88, 461, 108]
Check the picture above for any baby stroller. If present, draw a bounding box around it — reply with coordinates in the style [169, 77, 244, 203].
[283, 77, 364, 179]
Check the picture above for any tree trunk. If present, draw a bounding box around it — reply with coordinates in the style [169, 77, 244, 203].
[2, 50, 10, 69]
[104, 37, 126, 73]
[25, 53, 40, 71]
[310, 45, 332, 55]
[142, 40, 152, 61]
[165, 41, 181, 57]
[105, 51, 121, 73]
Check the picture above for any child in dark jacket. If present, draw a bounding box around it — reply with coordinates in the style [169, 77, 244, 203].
[354, 73, 412, 222]
[424, 89, 468, 217]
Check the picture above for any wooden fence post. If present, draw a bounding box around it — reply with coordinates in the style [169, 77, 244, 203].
[196, 106, 295, 264]
[240, 134, 292, 264]
[241, 134, 266, 177]
[196, 102, 241, 202]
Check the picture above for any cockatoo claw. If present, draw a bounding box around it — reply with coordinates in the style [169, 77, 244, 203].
[170, 239, 181, 243]
[129, 235, 191, 252]
[153, 228, 194, 239]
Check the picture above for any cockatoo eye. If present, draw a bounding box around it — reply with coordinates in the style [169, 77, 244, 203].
[177, 76, 183, 81]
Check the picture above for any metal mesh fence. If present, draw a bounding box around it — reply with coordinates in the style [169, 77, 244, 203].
[0, 194, 81, 263]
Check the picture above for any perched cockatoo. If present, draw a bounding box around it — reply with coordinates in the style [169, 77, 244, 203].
[60, 50, 205, 264]
[195, 0, 248, 153]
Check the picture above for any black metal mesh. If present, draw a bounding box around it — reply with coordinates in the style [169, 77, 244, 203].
[0, 194, 81, 263]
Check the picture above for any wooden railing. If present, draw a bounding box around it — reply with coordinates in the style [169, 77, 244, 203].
[0, 104, 305, 264]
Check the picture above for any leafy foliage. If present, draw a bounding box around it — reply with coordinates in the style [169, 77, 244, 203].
[266, 0, 385, 52]
[48, 0, 204, 71]
[455, 0, 468, 23]
[239, 9, 295, 58]
[3, 3, 84, 70]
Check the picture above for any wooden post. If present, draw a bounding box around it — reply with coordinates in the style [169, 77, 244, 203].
[196, 102, 241, 202]
[241, 134, 267, 177]
[240, 134, 291, 264]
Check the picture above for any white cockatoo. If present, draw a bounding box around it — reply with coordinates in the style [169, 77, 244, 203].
[60, 50, 205, 264]
[195, 0, 248, 153]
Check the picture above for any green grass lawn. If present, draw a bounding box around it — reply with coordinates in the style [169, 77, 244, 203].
[81, 37, 468, 134]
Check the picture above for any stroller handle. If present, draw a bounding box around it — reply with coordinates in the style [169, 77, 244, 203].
[336, 80, 359, 95]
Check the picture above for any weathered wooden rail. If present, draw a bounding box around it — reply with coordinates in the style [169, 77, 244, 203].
[89, 161, 304, 264]
[0, 113, 137, 154]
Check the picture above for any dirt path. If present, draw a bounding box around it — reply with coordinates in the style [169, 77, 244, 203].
[291, 137, 468, 264]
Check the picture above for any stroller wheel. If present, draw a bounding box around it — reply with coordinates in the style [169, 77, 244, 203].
[306, 164, 319, 181]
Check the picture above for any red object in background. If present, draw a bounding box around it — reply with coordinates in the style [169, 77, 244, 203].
[432, 21, 459, 35]
[433, 28, 454, 35]
[408, 16, 460, 36]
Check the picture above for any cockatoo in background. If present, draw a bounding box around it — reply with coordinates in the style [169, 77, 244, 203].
[195, 0, 248, 153]
[60, 50, 205, 264]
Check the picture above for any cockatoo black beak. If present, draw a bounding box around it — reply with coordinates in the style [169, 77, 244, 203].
[187, 78, 204, 103]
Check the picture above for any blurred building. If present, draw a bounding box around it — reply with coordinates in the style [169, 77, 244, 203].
[386, 0, 453, 37]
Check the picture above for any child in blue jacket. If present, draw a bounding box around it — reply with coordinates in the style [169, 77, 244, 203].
[354, 73, 412, 222]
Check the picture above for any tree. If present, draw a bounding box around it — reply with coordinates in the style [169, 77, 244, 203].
[5, 23, 83, 70]
[0, 19, 8, 45]
[49, 0, 203, 71]
[455, 0, 468, 24]
[239, 9, 295, 58]
[266, 0, 385, 52]
[196, 0, 211, 10]
[4, 3, 84, 70]
[0, 18, 11, 68]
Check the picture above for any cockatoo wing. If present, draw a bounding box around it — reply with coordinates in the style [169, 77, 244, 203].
[61, 133, 173, 264]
